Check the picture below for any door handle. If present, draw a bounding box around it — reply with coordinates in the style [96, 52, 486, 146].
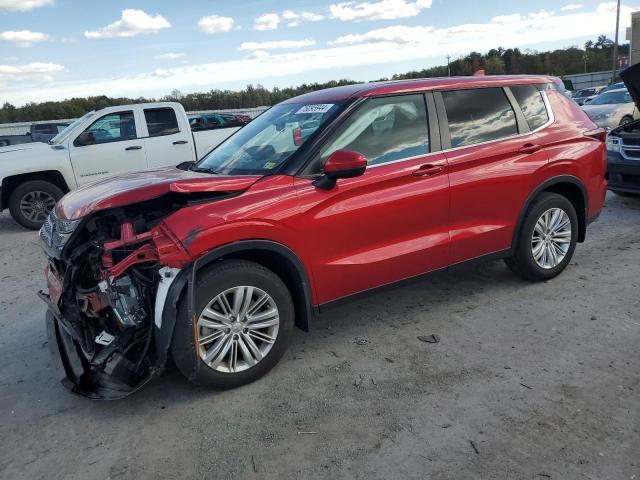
[412, 164, 445, 177]
[518, 143, 542, 154]
[173, 140, 188, 145]
[125, 146, 142, 151]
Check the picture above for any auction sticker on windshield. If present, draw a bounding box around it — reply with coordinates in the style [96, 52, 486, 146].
[296, 104, 334, 114]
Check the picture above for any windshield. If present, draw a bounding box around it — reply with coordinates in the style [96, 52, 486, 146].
[196, 101, 345, 175]
[589, 90, 631, 105]
[49, 112, 96, 144]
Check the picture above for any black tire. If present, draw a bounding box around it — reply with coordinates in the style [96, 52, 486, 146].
[8, 180, 63, 230]
[171, 259, 294, 389]
[505, 192, 578, 281]
[619, 115, 634, 126]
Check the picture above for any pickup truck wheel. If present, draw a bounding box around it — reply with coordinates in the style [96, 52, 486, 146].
[8, 180, 63, 230]
[171, 259, 294, 389]
[505, 193, 578, 281]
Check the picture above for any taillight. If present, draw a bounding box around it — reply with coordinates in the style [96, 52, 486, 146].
[583, 128, 607, 142]
[293, 127, 303, 146]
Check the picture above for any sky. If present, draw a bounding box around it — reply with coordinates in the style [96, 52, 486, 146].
[0, 0, 638, 106]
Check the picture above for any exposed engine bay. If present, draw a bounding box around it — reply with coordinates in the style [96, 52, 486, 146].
[39, 194, 199, 399]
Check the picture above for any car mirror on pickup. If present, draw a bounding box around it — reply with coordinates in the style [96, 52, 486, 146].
[74, 131, 96, 147]
[313, 149, 367, 190]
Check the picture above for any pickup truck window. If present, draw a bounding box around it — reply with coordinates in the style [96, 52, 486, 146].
[77, 111, 137, 146]
[145, 108, 180, 137]
[50, 112, 95, 144]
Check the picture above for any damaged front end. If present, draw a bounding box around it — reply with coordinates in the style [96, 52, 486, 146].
[39, 195, 192, 399]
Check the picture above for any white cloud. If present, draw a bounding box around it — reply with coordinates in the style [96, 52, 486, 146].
[329, 0, 433, 22]
[282, 10, 325, 27]
[197, 15, 234, 34]
[253, 13, 280, 31]
[0, 62, 63, 80]
[155, 52, 185, 60]
[3, 2, 638, 105]
[0, 0, 52, 12]
[85, 9, 170, 39]
[560, 4, 584, 10]
[239, 39, 316, 51]
[0, 30, 49, 48]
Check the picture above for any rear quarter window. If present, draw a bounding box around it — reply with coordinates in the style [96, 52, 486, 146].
[510, 85, 550, 131]
[442, 88, 518, 148]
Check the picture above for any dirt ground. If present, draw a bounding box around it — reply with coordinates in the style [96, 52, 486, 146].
[0, 192, 638, 480]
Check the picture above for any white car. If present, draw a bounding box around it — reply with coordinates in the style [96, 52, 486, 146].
[0, 102, 241, 229]
[581, 88, 639, 130]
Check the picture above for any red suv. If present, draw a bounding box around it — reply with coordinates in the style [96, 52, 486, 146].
[39, 75, 607, 398]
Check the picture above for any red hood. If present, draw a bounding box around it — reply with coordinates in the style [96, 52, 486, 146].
[56, 167, 262, 220]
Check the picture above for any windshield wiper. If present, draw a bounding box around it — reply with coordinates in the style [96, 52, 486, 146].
[190, 165, 218, 174]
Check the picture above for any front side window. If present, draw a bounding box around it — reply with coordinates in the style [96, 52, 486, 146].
[511, 85, 550, 131]
[443, 88, 518, 148]
[197, 101, 345, 175]
[318, 94, 429, 168]
[145, 108, 180, 137]
[78, 111, 136, 145]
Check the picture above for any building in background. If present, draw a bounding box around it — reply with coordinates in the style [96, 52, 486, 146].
[627, 11, 640, 65]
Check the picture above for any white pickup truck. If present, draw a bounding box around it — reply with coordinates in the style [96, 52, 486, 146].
[0, 102, 241, 229]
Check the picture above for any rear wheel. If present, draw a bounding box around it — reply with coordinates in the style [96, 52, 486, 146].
[505, 193, 578, 281]
[172, 259, 294, 389]
[8, 180, 63, 230]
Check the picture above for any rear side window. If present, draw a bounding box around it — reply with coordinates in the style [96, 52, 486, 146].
[144, 108, 180, 137]
[319, 94, 429, 167]
[511, 85, 549, 131]
[442, 88, 518, 148]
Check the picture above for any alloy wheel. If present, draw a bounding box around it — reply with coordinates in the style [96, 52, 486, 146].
[197, 286, 280, 373]
[19, 190, 56, 223]
[531, 207, 572, 269]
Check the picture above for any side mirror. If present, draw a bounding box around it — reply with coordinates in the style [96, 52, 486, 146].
[313, 149, 367, 190]
[74, 131, 95, 147]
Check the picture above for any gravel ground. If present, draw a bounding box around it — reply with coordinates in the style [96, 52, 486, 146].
[0, 192, 639, 480]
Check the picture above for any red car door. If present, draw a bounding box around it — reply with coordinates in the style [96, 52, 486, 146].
[436, 85, 551, 264]
[293, 93, 450, 305]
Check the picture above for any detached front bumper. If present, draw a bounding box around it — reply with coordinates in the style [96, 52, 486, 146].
[42, 292, 154, 399]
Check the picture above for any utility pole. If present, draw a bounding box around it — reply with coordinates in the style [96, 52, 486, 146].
[446, 55, 451, 77]
[611, 0, 621, 84]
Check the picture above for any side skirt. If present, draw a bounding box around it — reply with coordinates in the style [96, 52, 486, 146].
[315, 249, 511, 314]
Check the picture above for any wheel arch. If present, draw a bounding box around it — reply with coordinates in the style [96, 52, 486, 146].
[192, 240, 313, 332]
[512, 175, 588, 250]
[1, 171, 70, 210]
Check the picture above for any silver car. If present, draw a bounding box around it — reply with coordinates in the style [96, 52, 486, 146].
[581, 88, 639, 129]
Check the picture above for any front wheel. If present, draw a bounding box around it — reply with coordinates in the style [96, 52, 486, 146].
[8, 180, 63, 230]
[505, 193, 578, 281]
[619, 115, 634, 126]
[172, 259, 294, 389]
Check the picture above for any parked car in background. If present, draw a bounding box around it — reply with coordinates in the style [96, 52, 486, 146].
[189, 113, 251, 131]
[0, 102, 241, 229]
[28, 122, 70, 143]
[38, 74, 606, 399]
[600, 81, 626, 95]
[581, 88, 638, 129]
[573, 86, 605, 106]
[606, 64, 640, 196]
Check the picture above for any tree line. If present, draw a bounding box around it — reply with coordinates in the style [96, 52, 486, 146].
[0, 35, 629, 124]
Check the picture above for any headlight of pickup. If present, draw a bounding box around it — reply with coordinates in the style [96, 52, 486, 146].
[606, 136, 621, 153]
[39, 211, 82, 258]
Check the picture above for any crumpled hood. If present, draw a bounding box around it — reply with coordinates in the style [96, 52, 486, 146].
[55, 166, 262, 220]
